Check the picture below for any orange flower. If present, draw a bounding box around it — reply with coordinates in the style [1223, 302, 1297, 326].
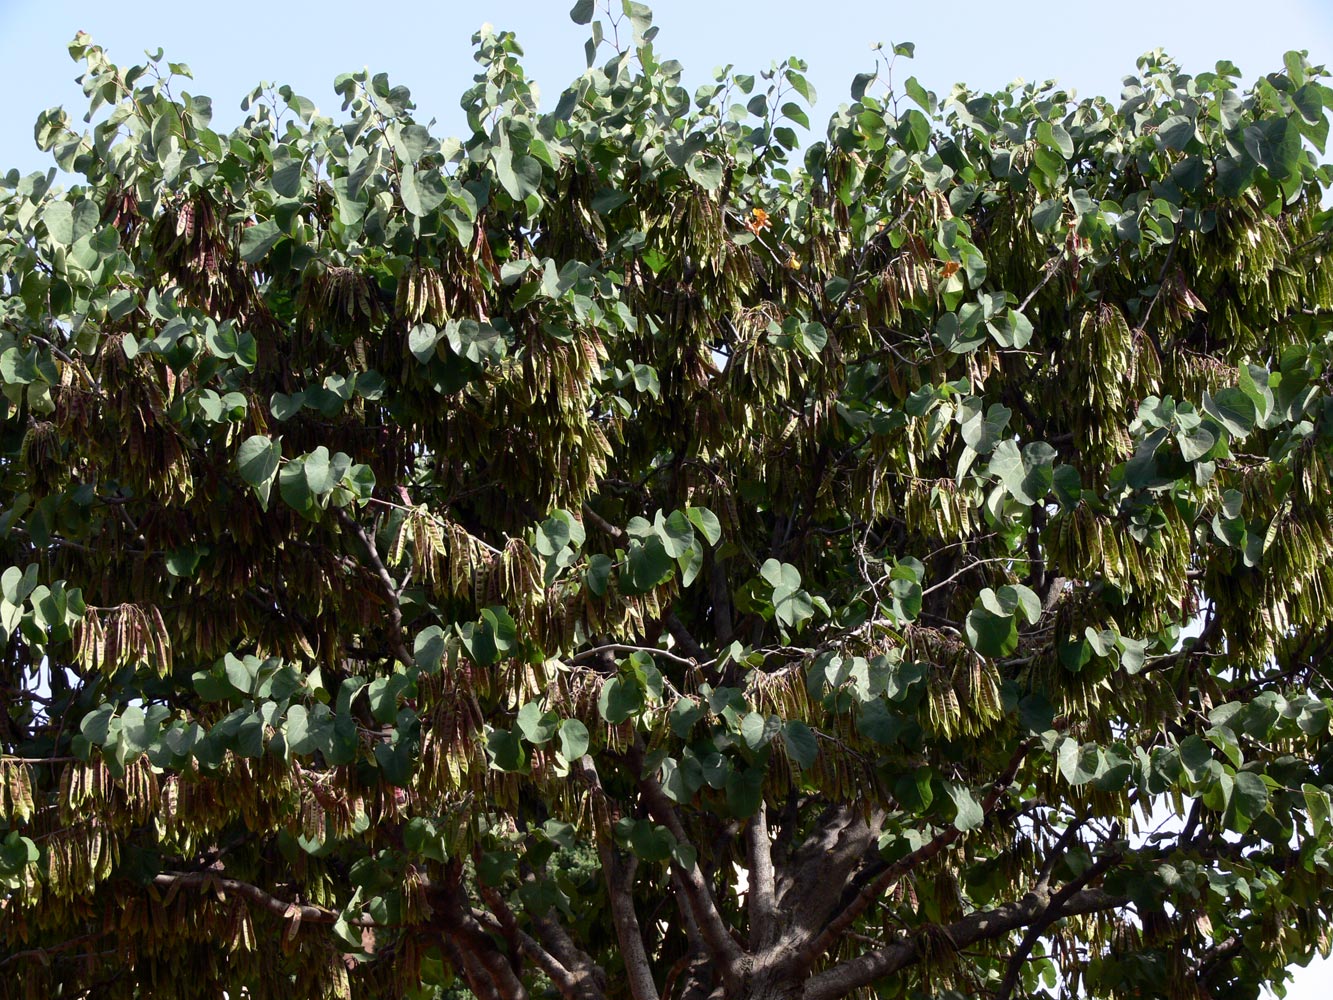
[746, 208, 772, 234]
[940, 261, 961, 278]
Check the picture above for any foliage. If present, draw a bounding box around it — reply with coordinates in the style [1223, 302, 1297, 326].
[3, 3, 1333, 998]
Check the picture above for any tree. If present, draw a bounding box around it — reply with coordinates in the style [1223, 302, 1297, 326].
[2, 3, 1333, 997]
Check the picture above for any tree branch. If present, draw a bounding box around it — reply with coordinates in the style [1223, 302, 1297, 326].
[803, 887, 1130, 1000]
[791, 741, 1032, 975]
[431, 867, 530, 1000]
[572, 643, 699, 670]
[634, 755, 746, 990]
[335, 507, 413, 668]
[996, 834, 1120, 1000]
[664, 611, 710, 663]
[154, 872, 366, 925]
[473, 903, 592, 1000]
[746, 801, 778, 951]
[577, 756, 660, 1000]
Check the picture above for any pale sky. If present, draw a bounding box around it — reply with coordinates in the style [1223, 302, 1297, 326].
[2, 0, 1332, 995]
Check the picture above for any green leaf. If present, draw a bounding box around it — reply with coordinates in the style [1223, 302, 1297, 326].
[1037, 120, 1074, 159]
[628, 820, 675, 862]
[1056, 739, 1100, 786]
[678, 537, 705, 588]
[1157, 115, 1195, 150]
[900, 109, 930, 151]
[624, 537, 674, 594]
[989, 439, 1056, 505]
[960, 400, 1011, 454]
[889, 577, 922, 623]
[495, 150, 543, 202]
[42, 200, 75, 245]
[165, 546, 202, 579]
[237, 435, 280, 487]
[486, 728, 527, 772]
[303, 446, 335, 494]
[414, 626, 446, 672]
[239, 218, 282, 263]
[404, 818, 448, 863]
[782, 720, 818, 769]
[223, 653, 255, 696]
[80, 705, 116, 745]
[999, 584, 1041, 625]
[535, 509, 577, 556]
[686, 507, 722, 546]
[401, 162, 448, 216]
[1, 565, 38, 606]
[857, 699, 904, 745]
[965, 608, 1018, 657]
[725, 765, 765, 818]
[947, 784, 984, 831]
[658, 510, 695, 559]
[558, 719, 590, 761]
[516, 702, 559, 745]
[1226, 770, 1271, 833]
[1178, 423, 1216, 462]
[1032, 198, 1063, 232]
[1244, 117, 1302, 180]
[1303, 783, 1331, 836]
[407, 323, 440, 363]
[278, 462, 315, 517]
[685, 154, 723, 191]
[740, 711, 772, 751]
[270, 391, 305, 421]
[570, 0, 595, 24]
[1203, 388, 1257, 438]
[585, 554, 612, 596]
[598, 676, 642, 725]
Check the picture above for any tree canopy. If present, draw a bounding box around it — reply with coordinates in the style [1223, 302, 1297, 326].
[3, 3, 1333, 998]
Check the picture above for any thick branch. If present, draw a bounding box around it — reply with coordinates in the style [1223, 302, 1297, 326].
[792, 741, 1032, 974]
[789, 823, 956, 975]
[803, 887, 1130, 1000]
[473, 904, 593, 1000]
[996, 834, 1119, 1000]
[746, 801, 779, 950]
[528, 903, 605, 999]
[636, 759, 746, 989]
[432, 869, 530, 1000]
[578, 757, 660, 1000]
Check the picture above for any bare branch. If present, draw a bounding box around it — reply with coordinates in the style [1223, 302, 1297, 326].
[334, 507, 413, 668]
[792, 741, 1032, 974]
[997, 835, 1121, 1000]
[153, 872, 371, 926]
[634, 756, 746, 990]
[581, 502, 626, 541]
[746, 801, 778, 950]
[572, 642, 699, 670]
[664, 611, 710, 663]
[803, 887, 1130, 1000]
[577, 756, 661, 1000]
[473, 903, 591, 1000]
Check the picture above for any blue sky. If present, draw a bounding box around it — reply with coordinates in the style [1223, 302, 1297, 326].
[3, 0, 1333, 172]
[2, 0, 1333, 995]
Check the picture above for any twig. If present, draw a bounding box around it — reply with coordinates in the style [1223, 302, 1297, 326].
[334, 508, 414, 668]
[571, 643, 701, 670]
